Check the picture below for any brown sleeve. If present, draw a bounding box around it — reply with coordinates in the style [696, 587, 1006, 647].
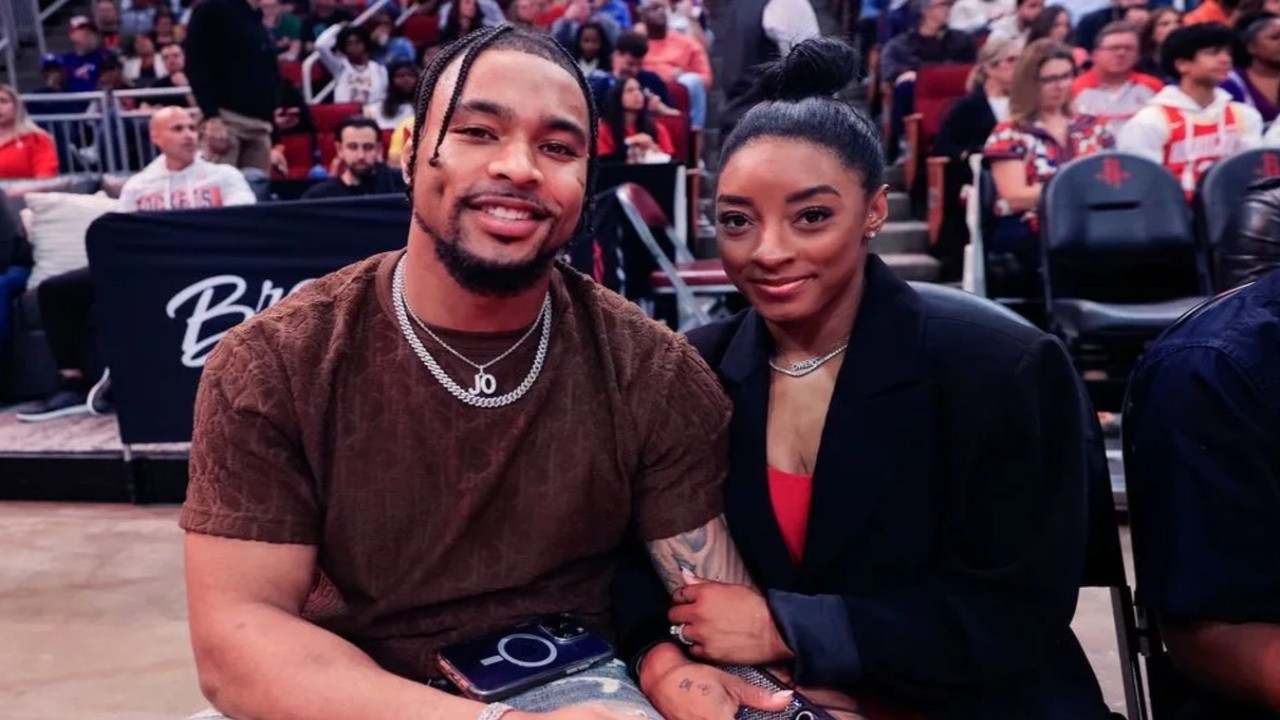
[630, 335, 731, 541]
[179, 323, 321, 545]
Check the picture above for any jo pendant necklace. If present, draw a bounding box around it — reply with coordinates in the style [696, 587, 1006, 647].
[391, 254, 552, 408]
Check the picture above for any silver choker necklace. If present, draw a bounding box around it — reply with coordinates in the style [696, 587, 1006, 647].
[768, 342, 849, 378]
[391, 255, 552, 408]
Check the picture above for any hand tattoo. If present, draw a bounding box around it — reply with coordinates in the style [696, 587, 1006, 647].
[679, 678, 694, 692]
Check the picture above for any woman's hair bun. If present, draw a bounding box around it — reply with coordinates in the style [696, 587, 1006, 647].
[758, 36, 859, 102]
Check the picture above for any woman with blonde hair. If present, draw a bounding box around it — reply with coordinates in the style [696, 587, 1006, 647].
[982, 39, 1112, 296]
[0, 85, 58, 179]
[930, 37, 1023, 279]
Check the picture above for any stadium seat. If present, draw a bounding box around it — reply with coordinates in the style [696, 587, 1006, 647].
[903, 63, 971, 192]
[400, 13, 440, 49]
[278, 133, 315, 179]
[278, 59, 323, 89]
[1195, 147, 1280, 290]
[1040, 152, 1208, 402]
[664, 80, 690, 116]
[380, 129, 394, 157]
[653, 114, 691, 165]
[318, 131, 337, 169]
[311, 103, 364, 134]
[612, 183, 731, 330]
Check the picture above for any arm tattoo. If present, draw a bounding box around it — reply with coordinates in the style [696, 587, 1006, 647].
[645, 515, 756, 591]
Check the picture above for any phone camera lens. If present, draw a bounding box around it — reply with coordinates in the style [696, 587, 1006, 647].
[541, 617, 587, 641]
[794, 711, 815, 720]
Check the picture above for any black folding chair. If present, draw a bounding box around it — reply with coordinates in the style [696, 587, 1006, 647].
[1040, 152, 1210, 409]
[1195, 148, 1280, 291]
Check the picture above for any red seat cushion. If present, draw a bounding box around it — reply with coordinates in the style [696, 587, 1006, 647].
[401, 14, 440, 49]
[653, 115, 691, 164]
[665, 80, 690, 115]
[279, 132, 315, 173]
[312, 103, 364, 134]
[916, 64, 973, 138]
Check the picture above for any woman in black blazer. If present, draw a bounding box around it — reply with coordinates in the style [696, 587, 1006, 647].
[931, 37, 1021, 281]
[630, 38, 1109, 720]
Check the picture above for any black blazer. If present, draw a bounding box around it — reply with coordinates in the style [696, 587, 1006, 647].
[675, 257, 1109, 719]
[932, 87, 999, 161]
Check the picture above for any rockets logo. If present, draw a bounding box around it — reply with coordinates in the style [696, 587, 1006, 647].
[1096, 157, 1131, 190]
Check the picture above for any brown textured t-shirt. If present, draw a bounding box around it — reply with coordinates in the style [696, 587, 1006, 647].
[180, 251, 729, 682]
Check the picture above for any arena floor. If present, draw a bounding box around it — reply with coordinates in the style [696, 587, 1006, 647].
[0, 501, 1136, 719]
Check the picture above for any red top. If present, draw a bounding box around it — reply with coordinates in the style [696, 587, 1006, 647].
[596, 119, 675, 159]
[0, 131, 59, 179]
[766, 466, 814, 565]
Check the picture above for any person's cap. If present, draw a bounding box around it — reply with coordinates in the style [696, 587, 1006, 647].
[40, 54, 64, 70]
[68, 15, 98, 32]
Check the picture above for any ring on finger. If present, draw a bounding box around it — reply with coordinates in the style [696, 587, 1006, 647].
[669, 623, 693, 646]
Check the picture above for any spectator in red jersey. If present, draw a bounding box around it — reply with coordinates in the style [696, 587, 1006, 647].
[1072, 22, 1164, 136]
[0, 85, 59, 179]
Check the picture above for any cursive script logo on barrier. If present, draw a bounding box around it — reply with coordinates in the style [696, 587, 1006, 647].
[166, 275, 315, 368]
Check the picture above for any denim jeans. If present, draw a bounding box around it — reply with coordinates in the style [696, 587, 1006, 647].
[186, 660, 661, 719]
[675, 72, 707, 131]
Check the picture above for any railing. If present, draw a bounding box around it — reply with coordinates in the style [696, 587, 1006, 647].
[22, 88, 199, 176]
[110, 87, 202, 171]
[13, 0, 48, 59]
[0, 0, 19, 90]
[301, 0, 398, 104]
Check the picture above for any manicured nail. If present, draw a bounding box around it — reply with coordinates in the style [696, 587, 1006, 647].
[772, 691, 794, 701]
[681, 567, 697, 582]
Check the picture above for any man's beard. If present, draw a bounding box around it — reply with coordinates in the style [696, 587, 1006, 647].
[414, 208, 562, 297]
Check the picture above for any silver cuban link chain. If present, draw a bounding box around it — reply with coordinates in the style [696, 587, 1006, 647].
[391, 254, 552, 408]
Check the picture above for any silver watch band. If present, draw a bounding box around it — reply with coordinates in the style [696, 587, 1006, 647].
[478, 702, 515, 720]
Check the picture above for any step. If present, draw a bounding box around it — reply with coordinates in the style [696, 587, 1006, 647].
[887, 191, 910, 221]
[880, 253, 942, 283]
[871, 220, 928, 255]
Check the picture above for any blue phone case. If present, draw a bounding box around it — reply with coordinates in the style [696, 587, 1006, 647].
[437, 615, 615, 702]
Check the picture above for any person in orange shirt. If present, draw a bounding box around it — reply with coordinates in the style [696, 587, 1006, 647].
[1184, 0, 1237, 25]
[0, 84, 58, 179]
[636, 0, 710, 128]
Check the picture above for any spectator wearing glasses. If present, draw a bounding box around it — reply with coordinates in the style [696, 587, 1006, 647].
[1120, 24, 1263, 197]
[1072, 22, 1164, 136]
[984, 39, 1112, 294]
[302, 117, 403, 198]
[316, 23, 389, 105]
[880, 0, 978, 160]
[932, 37, 1023, 279]
[1139, 7, 1182, 76]
[1223, 14, 1280, 124]
[1076, 0, 1149, 53]
[990, 0, 1045, 42]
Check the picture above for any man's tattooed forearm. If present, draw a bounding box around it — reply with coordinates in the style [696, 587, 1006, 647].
[645, 515, 755, 591]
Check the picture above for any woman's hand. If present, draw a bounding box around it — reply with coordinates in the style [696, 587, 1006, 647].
[668, 572, 794, 666]
[627, 133, 656, 151]
[639, 643, 794, 720]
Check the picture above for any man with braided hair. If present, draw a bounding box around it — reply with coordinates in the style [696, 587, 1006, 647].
[180, 24, 789, 720]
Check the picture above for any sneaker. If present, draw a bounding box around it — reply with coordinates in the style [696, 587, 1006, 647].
[87, 369, 113, 416]
[16, 390, 90, 422]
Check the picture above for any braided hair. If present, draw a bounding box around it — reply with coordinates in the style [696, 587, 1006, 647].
[404, 25, 600, 243]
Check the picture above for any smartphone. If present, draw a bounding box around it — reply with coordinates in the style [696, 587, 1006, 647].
[720, 666, 840, 720]
[437, 615, 615, 702]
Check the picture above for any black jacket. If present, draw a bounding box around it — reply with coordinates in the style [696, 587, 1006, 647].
[879, 30, 977, 84]
[185, 0, 280, 123]
[616, 256, 1109, 720]
[1218, 177, 1280, 291]
[301, 165, 405, 199]
[932, 87, 999, 161]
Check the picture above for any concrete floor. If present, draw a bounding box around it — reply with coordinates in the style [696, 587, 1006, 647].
[0, 502, 1134, 719]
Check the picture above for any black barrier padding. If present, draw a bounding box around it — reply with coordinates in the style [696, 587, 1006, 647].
[87, 194, 409, 444]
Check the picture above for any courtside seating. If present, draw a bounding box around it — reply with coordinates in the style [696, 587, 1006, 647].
[311, 103, 363, 135]
[1195, 147, 1280, 291]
